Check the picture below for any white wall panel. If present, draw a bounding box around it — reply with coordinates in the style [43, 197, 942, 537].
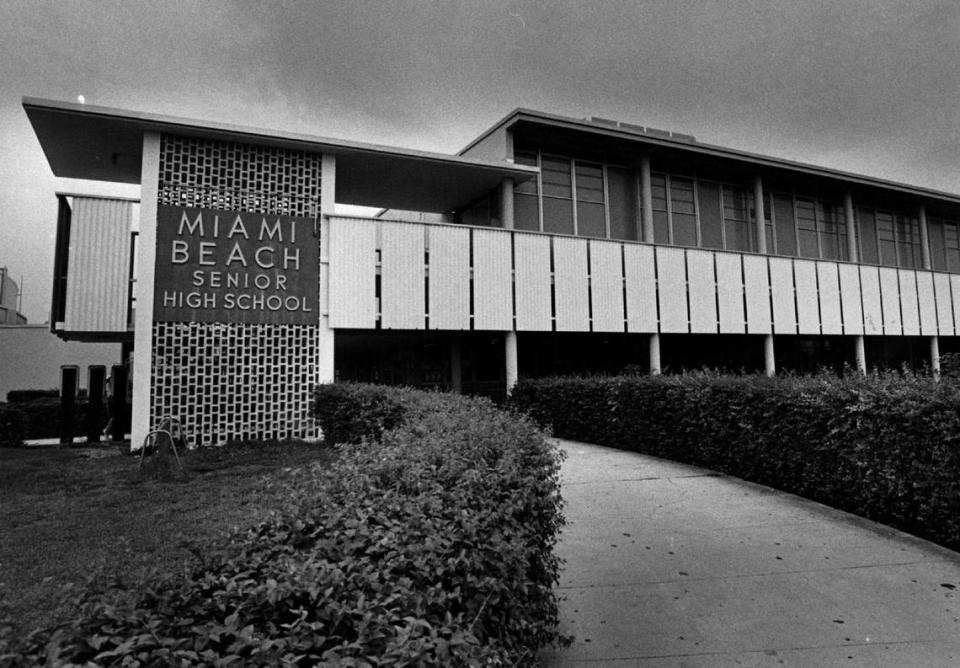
[793, 260, 820, 335]
[951, 276, 960, 337]
[934, 273, 954, 336]
[686, 250, 717, 333]
[589, 240, 625, 332]
[380, 223, 425, 329]
[624, 244, 657, 333]
[553, 237, 590, 331]
[716, 253, 745, 334]
[656, 246, 688, 333]
[472, 228, 513, 331]
[514, 233, 553, 331]
[743, 255, 771, 334]
[428, 225, 470, 330]
[816, 262, 842, 335]
[838, 264, 863, 335]
[768, 257, 796, 334]
[916, 272, 937, 336]
[898, 270, 920, 336]
[879, 267, 902, 335]
[859, 266, 884, 336]
[65, 198, 132, 332]
[328, 217, 377, 329]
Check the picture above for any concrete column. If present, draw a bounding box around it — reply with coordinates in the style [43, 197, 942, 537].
[501, 177, 515, 230]
[844, 191, 858, 262]
[931, 335, 941, 378]
[649, 333, 661, 375]
[317, 154, 337, 384]
[919, 203, 932, 270]
[640, 155, 654, 243]
[854, 335, 867, 374]
[764, 334, 775, 376]
[505, 331, 518, 394]
[754, 176, 767, 254]
[450, 340, 462, 393]
[131, 132, 161, 451]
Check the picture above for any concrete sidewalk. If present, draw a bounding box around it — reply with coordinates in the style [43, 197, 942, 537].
[541, 440, 960, 667]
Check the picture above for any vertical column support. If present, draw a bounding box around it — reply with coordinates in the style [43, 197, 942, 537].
[649, 333, 661, 375]
[931, 334, 941, 378]
[500, 178, 515, 230]
[640, 155, 654, 243]
[132, 132, 160, 451]
[844, 190, 866, 374]
[855, 335, 867, 374]
[764, 334, 775, 376]
[317, 154, 336, 384]
[754, 175, 767, 255]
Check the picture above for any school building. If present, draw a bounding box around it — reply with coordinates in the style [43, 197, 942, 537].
[24, 97, 960, 447]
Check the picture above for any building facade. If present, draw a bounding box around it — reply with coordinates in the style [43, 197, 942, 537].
[25, 98, 960, 447]
[0, 267, 27, 326]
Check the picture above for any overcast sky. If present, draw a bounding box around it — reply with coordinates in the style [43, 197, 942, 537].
[2, 0, 959, 322]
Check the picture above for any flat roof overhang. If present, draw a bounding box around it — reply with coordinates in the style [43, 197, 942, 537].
[467, 108, 960, 207]
[23, 97, 537, 213]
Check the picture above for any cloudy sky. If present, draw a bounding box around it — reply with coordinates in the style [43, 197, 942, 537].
[2, 0, 959, 321]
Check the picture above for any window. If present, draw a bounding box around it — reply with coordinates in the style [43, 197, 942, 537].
[575, 161, 606, 238]
[651, 173, 670, 243]
[795, 199, 819, 258]
[697, 181, 724, 249]
[857, 208, 878, 264]
[817, 202, 847, 261]
[772, 193, 797, 257]
[896, 215, 921, 268]
[513, 149, 540, 231]
[670, 177, 698, 247]
[876, 212, 897, 266]
[722, 186, 754, 252]
[607, 166, 637, 241]
[541, 155, 574, 234]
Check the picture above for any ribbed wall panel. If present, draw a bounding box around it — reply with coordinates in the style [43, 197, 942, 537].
[879, 267, 902, 335]
[64, 198, 132, 332]
[816, 262, 842, 335]
[934, 273, 955, 336]
[381, 223, 425, 330]
[656, 246, 688, 333]
[328, 217, 377, 328]
[838, 264, 864, 335]
[916, 272, 938, 336]
[686, 250, 717, 333]
[624, 244, 657, 333]
[769, 257, 796, 334]
[553, 237, 590, 331]
[793, 260, 820, 335]
[743, 255, 772, 334]
[716, 253, 745, 334]
[898, 270, 920, 336]
[514, 233, 553, 331]
[951, 276, 960, 337]
[427, 226, 470, 330]
[472, 228, 513, 330]
[589, 240, 625, 333]
[860, 267, 884, 335]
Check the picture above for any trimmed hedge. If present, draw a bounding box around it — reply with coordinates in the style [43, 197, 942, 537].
[3, 385, 565, 666]
[6, 389, 59, 403]
[0, 403, 26, 448]
[1, 398, 93, 441]
[510, 372, 960, 550]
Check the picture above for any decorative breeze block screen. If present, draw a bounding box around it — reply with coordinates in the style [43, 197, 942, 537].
[153, 135, 321, 446]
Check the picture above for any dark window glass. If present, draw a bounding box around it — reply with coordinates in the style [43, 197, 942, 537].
[514, 150, 539, 195]
[929, 218, 947, 271]
[697, 181, 723, 249]
[818, 202, 846, 261]
[795, 199, 818, 258]
[542, 196, 574, 234]
[670, 177, 697, 247]
[723, 186, 753, 252]
[651, 174, 669, 243]
[857, 208, 878, 264]
[945, 223, 960, 272]
[514, 194, 540, 231]
[575, 162, 606, 238]
[773, 193, 797, 256]
[577, 202, 606, 238]
[607, 166, 637, 241]
[877, 212, 897, 266]
[541, 155, 572, 198]
[896, 216, 921, 268]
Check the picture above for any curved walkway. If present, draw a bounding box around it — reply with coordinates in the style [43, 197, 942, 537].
[541, 440, 960, 667]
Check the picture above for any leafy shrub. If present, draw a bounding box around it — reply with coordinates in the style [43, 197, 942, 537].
[4, 386, 565, 666]
[312, 382, 407, 445]
[0, 403, 26, 448]
[11, 397, 92, 440]
[510, 372, 960, 550]
[5, 389, 59, 403]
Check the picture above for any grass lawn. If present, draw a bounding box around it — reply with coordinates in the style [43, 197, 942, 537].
[0, 441, 334, 637]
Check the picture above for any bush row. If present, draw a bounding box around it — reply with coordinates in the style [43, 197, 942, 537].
[0, 398, 96, 443]
[4, 385, 565, 666]
[510, 372, 960, 550]
[0, 403, 26, 448]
